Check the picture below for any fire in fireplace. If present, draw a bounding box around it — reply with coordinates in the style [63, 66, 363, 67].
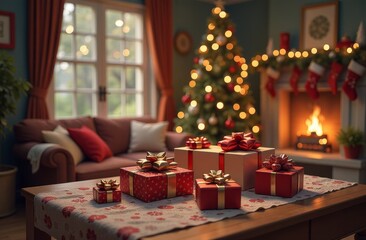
[295, 105, 332, 153]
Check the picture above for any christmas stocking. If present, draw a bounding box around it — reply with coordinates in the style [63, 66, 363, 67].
[342, 59, 366, 101]
[265, 67, 280, 98]
[290, 65, 301, 95]
[305, 61, 325, 100]
[327, 62, 343, 95]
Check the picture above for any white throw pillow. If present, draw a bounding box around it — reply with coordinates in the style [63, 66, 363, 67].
[128, 121, 168, 152]
[42, 125, 84, 165]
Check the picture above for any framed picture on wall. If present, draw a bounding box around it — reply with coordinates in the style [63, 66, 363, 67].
[0, 11, 15, 49]
[300, 1, 338, 50]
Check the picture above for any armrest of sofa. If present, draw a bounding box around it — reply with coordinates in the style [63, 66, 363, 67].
[13, 142, 76, 185]
[165, 132, 193, 151]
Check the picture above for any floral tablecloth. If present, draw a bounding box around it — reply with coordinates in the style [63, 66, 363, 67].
[34, 175, 356, 240]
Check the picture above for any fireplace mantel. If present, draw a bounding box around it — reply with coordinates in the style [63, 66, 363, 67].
[260, 69, 366, 183]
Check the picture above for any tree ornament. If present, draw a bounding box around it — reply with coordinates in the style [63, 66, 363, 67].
[228, 65, 236, 73]
[289, 65, 301, 95]
[204, 92, 215, 102]
[305, 61, 325, 100]
[181, 94, 191, 104]
[226, 82, 235, 92]
[213, 64, 221, 75]
[216, 34, 227, 46]
[196, 117, 205, 125]
[227, 25, 235, 33]
[265, 67, 280, 97]
[342, 59, 366, 101]
[225, 116, 235, 129]
[208, 114, 218, 125]
[193, 57, 199, 64]
[188, 105, 199, 115]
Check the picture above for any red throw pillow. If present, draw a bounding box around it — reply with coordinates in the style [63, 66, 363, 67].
[68, 126, 112, 162]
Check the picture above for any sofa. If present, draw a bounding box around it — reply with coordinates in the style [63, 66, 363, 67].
[13, 116, 190, 187]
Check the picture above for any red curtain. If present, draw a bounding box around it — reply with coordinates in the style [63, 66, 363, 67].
[27, 0, 65, 119]
[145, 0, 176, 130]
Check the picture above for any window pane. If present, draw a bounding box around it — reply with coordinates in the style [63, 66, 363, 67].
[125, 67, 143, 90]
[106, 10, 123, 37]
[54, 62, 74, 90]
[106, 38, 122, 62]
[62, 3, 74, 31]
[126, 94, 136, 116]
[58, 33, 74, 59]
[107, 93, 122, 117]
[107, 66, 123, 89]
[77, 93, 94, 116]
[75, 5, 95, 34]
[76, 35, 96, 60]
[55, 92, 74, 118]
[125, 40, 142, 64]
[124, 12, 142, 39]
[76, 64, 96, 89]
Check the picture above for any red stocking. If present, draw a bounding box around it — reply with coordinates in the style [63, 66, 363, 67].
[327, 62, 343, 95]
[342, 60, 366, 101]
[305, 61, 325, 100]
[265, 67, 280, 98]
[290, 65, 301, 95]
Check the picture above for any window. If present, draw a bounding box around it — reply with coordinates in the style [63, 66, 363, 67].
[52, 0, 152, 119]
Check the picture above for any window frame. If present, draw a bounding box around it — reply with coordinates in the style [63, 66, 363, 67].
[48, 0, 155, 119]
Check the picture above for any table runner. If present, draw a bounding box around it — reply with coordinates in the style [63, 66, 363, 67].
[34, 175, 355, 240]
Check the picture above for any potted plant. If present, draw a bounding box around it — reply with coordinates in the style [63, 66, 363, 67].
[0, 51, 30, 217]
[336, 127, 365, 159]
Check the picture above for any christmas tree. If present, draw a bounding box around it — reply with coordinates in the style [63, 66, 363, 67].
[174, 3, 260, 144]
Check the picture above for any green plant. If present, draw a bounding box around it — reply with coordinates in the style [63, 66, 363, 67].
[336, 127, 365, 147]
[0, 51, 31, 137]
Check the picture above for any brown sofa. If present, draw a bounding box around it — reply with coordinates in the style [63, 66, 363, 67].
[13, 116, 190, 187]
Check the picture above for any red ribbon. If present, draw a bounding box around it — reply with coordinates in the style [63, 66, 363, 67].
[218, 132, 261, 151]
[186, 137, 211, 149]
[262, 153, 294, 172]
[188, 150, 193, 170]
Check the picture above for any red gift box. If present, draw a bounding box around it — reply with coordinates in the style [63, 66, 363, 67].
[255, 166, 304, 198]
[120, 166, 193, 202]
[175, 145, 274, 190]
[195, 178, 241, 210]
[93, 187, 121, 204]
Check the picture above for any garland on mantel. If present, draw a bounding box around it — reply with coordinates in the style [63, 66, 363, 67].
[248, 23, 366, 101]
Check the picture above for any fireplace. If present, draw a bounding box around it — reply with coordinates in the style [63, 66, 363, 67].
[260, 70, 366, 183]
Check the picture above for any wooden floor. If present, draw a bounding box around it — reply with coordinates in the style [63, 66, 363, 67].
[0, 201, 356, 240]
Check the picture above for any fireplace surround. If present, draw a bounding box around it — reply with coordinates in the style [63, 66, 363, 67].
[260, 70, 366, 183]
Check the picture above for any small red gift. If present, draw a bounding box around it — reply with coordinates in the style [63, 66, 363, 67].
[186, 136, 211, 149]
[120, 152, 193, 202]
[93, 179, 122, 204]
[195, 170, 241, 210]
[255, 154, 304, 198]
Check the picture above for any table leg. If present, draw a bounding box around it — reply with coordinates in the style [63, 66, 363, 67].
[25, 196, 51, 240]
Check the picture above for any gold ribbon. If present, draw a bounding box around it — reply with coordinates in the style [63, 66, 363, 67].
[96, 179, 119, 191]
[137, 152, 178, 171]
[270, 172, 276, 195]
[217, 185, 226, 209]
[106, 191, 113, 202]
[128, 169, 139, 196]
[203, 170, 231, 185]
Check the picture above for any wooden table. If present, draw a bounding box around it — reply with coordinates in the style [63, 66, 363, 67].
[22, 177, 366, 240]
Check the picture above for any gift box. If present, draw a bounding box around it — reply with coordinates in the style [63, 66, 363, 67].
[93, 187, 121, 204]
[174, 145, 274, 190]
[255, 166, 304, 198]
[120, 166, 194, 202]
[195, 171, 241, 210]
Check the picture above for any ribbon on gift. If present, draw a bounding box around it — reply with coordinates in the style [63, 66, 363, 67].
[200, 170, 233, 209]
[262, 153, 294, 172]
[137, 152, 178, 171]
[186, 136, 211, 149]
[96, 179, 120, 202]
[218, 132, 261, 151]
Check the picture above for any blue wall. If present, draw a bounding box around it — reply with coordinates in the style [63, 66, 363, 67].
[1, 0, 366, 166]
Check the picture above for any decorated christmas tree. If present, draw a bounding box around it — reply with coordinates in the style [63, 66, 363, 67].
[174, 2, 260, 144]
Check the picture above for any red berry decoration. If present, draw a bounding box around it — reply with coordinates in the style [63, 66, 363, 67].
[181, 94, 191, 104]
[204, 93, 215, 102]
[229, 65, 236, 73]
[225, 117, 235, 129]
[227, 82, 235, 92]
[193, 57, 199, 64]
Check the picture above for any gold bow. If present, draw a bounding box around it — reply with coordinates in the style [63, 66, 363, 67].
[203, 170, 231, 185]
[137, 152, 178, 171]
[96, 179, 120, 191]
